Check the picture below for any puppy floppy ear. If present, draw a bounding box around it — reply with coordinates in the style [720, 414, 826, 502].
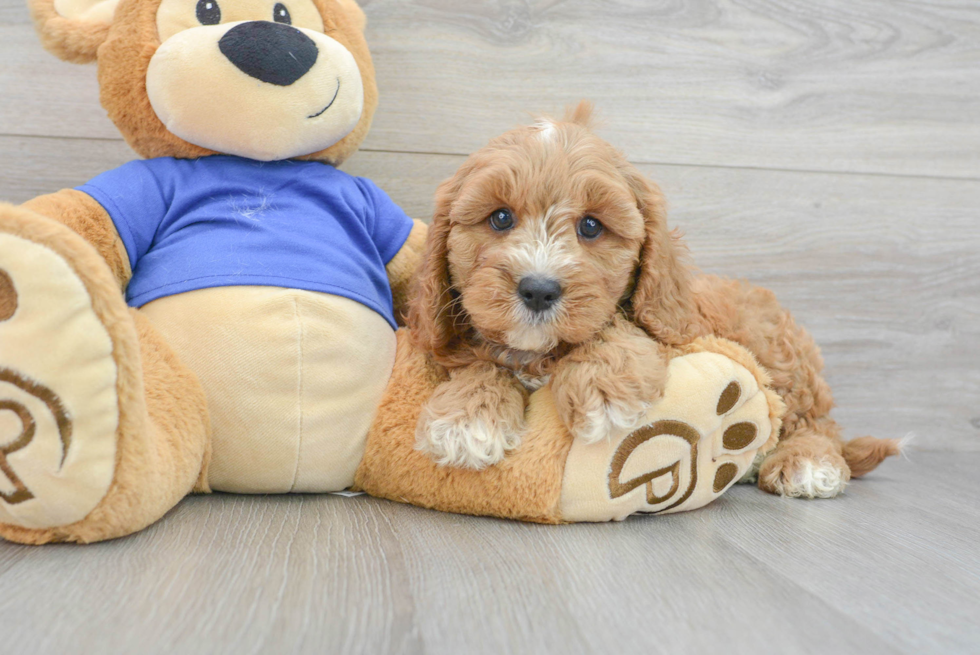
[625, 168, 705, 345]
[29, 0, 121, 63]
[407, 169, 469, 359]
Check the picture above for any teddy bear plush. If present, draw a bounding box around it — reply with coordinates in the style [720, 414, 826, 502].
[0, 0, 431, 543]
[0, 0, 785, 544]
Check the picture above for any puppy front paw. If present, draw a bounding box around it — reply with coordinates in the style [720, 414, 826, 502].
[552, 317, 669, 444]
[553, 349, 667, 445]
[415, 363, 528, 470]
[566, 398, 653, 445]
[416, 411, 522, 470]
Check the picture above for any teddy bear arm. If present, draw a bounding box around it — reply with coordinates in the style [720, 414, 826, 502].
[384, 219, 428, 326]
[21, 189, 132, 289]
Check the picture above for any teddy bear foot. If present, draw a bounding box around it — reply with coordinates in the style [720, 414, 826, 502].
[0, 205, 124, 538]
[559, 339, 783, 521]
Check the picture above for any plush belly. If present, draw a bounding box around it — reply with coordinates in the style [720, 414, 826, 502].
[141, 287, 396, 493]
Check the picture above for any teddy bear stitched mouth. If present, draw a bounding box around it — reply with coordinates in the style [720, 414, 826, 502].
[308, 78, 341, 119]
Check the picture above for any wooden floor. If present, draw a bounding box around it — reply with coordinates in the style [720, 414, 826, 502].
[0, 454, 977, 654]
[1, 0, 978, 652]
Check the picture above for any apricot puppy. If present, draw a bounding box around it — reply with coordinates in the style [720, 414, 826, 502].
[408, 103, 679, 470]
[407, 102, 901, 496]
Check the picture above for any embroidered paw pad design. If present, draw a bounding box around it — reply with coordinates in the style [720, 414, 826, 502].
[560, 350, 775, 522]
[0, 268, 74, 507]
[608, 379, 761, 513]
[0, 229, 120, 531]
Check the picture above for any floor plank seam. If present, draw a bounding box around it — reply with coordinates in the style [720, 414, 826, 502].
[3, 133, 979, 184]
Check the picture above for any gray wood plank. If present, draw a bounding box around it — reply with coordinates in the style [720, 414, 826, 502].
[2, 135, 976, 451]
[0, 453, 975, 654]
[714, 454, 980, 653]
[2, 0, 980, 178]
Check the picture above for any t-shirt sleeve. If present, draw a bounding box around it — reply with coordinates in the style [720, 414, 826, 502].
[76, 160, 171, 271]
[354, 177, 415, 265]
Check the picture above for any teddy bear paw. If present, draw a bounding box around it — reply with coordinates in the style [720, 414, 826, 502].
[0, 208, 121, 533]
[559, 346, 779, 521]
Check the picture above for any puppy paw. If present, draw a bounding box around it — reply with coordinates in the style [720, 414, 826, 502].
[415, 364, 528, 470]
[758, 448, 850, 499]
[566, 398, 652, 445]
[552, 318, 668, 444]
[416, 412, 522, 470]
[554, 363, 664, 445]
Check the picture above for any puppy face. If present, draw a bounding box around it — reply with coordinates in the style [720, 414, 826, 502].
[443, 119, 646, 353]
[410, 103, 702, 364]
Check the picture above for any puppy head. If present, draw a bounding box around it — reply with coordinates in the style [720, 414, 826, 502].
[409, 102, 702, 361]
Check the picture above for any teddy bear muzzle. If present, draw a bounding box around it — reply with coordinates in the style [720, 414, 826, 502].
[146, 20, 365, 161]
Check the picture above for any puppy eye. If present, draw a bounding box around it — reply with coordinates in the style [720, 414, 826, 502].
[195, 0, 221, 24]
[578, 216, 604, 240]
[273, 2, 291, 24]
[488, 209, 515, 232]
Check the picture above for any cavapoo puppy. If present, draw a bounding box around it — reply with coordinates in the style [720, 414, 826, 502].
[406, 102, 900, 499]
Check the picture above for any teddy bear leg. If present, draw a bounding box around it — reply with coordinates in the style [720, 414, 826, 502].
[0, 204, 210, 544]
[357, 333, 784, 523]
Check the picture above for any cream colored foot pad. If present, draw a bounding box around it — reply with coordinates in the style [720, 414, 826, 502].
[0, 234, 118, 530]
[560, 350, 775, 522]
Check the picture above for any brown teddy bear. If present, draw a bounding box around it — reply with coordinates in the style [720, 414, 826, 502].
[0, 0, 785, 543]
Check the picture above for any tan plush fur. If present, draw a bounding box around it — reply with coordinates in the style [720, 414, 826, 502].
[408, 103, 899, 495]
[357, 331, 783, 522]
[354, 331, 570, 524]
[22, 189, 132, 288]
[0, 206, 209, 544]
[28, 0, 116, 64]
[385, 219, 429, 325]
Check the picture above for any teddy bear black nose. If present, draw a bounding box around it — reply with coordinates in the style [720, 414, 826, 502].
[218, 21, 318, 87]
[518, 276, 563, 313]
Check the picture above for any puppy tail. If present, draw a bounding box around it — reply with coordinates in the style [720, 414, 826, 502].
[842, 434, 913, 477]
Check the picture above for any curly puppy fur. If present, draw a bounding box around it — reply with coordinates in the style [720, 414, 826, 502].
[408, 102, 901, 493]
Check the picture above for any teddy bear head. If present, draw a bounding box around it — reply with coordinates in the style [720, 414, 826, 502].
[30, 0, 377, 164]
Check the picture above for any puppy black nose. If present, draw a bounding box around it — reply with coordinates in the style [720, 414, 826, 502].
[518, 276, 563, 313]
[219, 21, 318, 86]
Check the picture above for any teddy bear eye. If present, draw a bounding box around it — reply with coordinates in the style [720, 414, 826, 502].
[195, 0, 221, 25]
[488, 209, 515, 232]
[578, 216, 604, 240]
[273, 3, 291, 24]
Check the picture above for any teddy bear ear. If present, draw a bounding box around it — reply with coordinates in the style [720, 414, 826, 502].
[333, 0, 367, 32]
[29, 0, 121, 64]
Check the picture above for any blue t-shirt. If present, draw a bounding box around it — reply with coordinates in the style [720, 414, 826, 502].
[79, 156, 414, 329]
